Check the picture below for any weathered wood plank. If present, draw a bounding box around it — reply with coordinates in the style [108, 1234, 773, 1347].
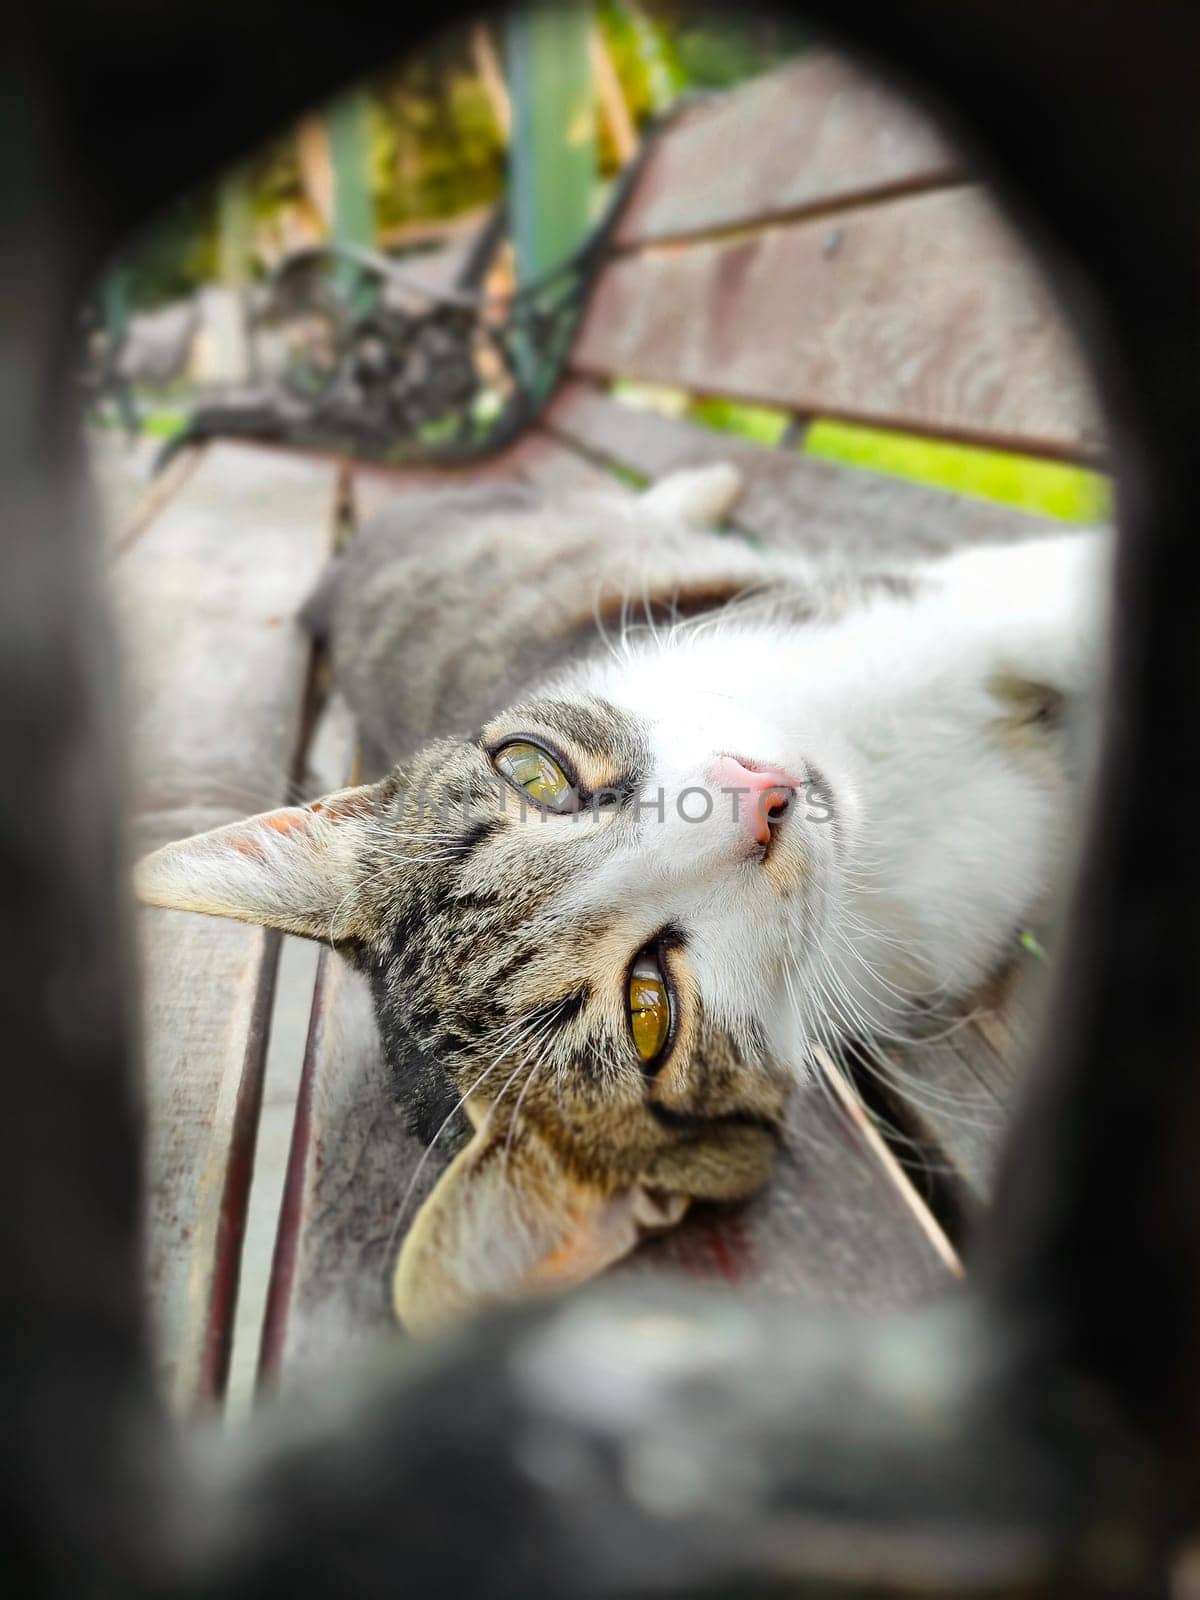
[115, 441, 337, 1410]
[616, 1074, 957, 1302]
[87, 430, 181, 552]
[574, 188, 1102, 458]
[972, 943, 1052, 1068]
[260, 956, 418, 1383]
[617, 53, 956, 247]
[261, 953, 954, 1387]
[350, 430, 617, 526]
[547, 381, 1069, 558]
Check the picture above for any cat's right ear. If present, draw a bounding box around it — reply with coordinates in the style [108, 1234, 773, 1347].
[133, 782, 384, 944]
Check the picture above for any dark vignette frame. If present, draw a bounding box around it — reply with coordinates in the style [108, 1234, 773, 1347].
[3, 2, 1197, 1594]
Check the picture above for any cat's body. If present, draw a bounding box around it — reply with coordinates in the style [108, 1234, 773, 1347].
[138, 467, 1108, 1330]
[302, 476, 805, 776]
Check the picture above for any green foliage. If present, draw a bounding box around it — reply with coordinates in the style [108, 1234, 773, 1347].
[804, 418, 1110, 523]
[117, 6, 808, 311]
[137, 408, 189, 440]
[689, 395, 791, 446]
[1019, 929, 1049, 962]
[601, 1, 682, 112]
[370, 31, 506, 230]
[123, 192, 220, 310]
[639, 1, 807, 89]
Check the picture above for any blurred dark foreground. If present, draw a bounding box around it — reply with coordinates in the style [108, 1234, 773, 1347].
[3, 2, 1199, 1594]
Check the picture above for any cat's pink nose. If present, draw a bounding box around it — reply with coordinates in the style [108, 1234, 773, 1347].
[709, 755, 798, 847]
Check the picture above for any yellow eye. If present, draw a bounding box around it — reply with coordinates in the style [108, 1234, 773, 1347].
[629, 950, 671, 1068]
[492, 741, 577, 813]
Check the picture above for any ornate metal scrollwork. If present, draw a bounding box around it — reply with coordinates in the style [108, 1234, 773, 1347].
[160, 113, 676, 471]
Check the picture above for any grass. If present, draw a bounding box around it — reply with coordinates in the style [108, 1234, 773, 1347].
[138, 408, 189, 440]
[689, 396, 793, 448]
[91, 404, 188, 440]
[804, 417, 1110, 523]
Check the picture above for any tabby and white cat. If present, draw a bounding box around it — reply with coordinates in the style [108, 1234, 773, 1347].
[136, 466, 1107, 1331]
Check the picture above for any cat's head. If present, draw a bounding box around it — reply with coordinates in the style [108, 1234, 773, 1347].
[137, 675, 842, 1332]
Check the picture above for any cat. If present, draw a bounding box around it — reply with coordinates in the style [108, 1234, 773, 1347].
[135, 465, 1108, 1332]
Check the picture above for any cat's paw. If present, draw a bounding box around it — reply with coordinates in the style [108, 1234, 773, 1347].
[640, 462, 744, 528]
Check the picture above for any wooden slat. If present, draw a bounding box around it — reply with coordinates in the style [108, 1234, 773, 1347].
[547, 382, 1069, 558]
[260, 956, 423, 1382]
[574, 187, 1102, 458]
[87, 432, 173, 550]
[615, 1079, 957, 1302]
[350, 429, 616, 525]
[972, 943, 1052, 1067]
[115, 441, 337, 1411]
[617, 53, 956, 248]
[262, 952, 953, 1386]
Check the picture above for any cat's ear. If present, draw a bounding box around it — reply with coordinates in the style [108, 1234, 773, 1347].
[640, 462, 743, 528]
[133, 782, 383, 944]
[394, 1119, 689, 1334]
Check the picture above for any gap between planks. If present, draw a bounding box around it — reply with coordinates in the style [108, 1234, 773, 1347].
[222, 464, 354, 1421]
[111, 443, 204, 558]
[609, 172, 971, 259]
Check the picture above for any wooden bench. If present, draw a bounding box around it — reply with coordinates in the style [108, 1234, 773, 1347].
[112, 51, 1098, 1412]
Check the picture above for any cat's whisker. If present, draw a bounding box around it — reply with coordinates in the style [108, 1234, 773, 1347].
[790, 921, 979, 1107]
[799, 948, 999, 1124]
[383, 1052, 511, 1270]
[590, 581, 629, 671]
[847, 1041, 1002, 1132]
[326, 845, 463, 946]
[501, 1054, 543, 1175]
[783, 922, 993, 1111]
[823, 919, 977, 1027]
[382, 1006, 559, 1276]
[819, 938, 948, 1037]
[148, 775, 317, 813]
[806, 1042, 964, 1185]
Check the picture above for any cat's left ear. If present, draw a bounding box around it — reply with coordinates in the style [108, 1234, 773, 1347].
[394, 1118, 689, 1334]
[133, 782, 384, 944]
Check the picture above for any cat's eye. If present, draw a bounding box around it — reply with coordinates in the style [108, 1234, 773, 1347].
[492, 740, 579, 813]
[629, 949, 671, 1069]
